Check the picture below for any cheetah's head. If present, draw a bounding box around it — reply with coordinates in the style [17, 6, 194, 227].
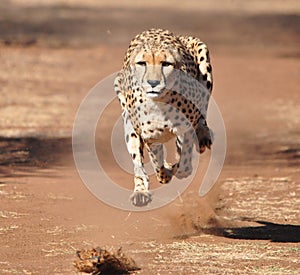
[133, 49, 181, 99]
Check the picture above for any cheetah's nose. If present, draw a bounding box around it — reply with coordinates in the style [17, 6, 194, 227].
[147, 79, 160, 88]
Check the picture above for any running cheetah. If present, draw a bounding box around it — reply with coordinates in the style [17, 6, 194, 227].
[114, 28, 213, 206]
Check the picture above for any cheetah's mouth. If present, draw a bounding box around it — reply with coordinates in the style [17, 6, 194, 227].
[146, 91, 161, 98]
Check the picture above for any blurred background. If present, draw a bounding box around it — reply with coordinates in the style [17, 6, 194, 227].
[1, 0, 299, 49]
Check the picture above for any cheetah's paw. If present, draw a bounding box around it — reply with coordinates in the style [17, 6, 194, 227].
[130, 191, 152, 207]
[197, 127, 213, 154]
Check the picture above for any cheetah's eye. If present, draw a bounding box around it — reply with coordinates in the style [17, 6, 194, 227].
[136, 61, 147, 66]
[161, 61, 174, 67]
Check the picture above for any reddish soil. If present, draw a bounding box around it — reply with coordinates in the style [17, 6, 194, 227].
[0, 1, 299, 274]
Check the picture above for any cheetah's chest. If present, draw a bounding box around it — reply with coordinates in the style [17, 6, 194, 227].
[128, 96, 192, 143]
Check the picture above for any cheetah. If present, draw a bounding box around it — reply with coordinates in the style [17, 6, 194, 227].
[114, 28, 213, 206]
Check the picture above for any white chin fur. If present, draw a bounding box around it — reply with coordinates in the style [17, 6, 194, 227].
[146, 91, 161, 98]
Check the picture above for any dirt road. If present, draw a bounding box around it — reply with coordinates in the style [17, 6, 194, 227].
[0, 1, 299, 274]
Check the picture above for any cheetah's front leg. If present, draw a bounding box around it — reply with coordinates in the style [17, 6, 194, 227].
[122, 111, 152, 206]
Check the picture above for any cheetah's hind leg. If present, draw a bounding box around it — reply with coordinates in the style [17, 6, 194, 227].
[146, 143, 176, 184]
[174, 131, 194, 179]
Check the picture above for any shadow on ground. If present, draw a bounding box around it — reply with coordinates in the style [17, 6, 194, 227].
[208, 220, 300, 243]
[0, 137, 72, 177]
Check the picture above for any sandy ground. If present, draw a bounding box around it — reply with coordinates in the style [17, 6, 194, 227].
[0, 0, 300, 274]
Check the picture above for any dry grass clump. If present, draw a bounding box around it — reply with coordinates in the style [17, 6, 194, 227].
[74, 247, 140, 275]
